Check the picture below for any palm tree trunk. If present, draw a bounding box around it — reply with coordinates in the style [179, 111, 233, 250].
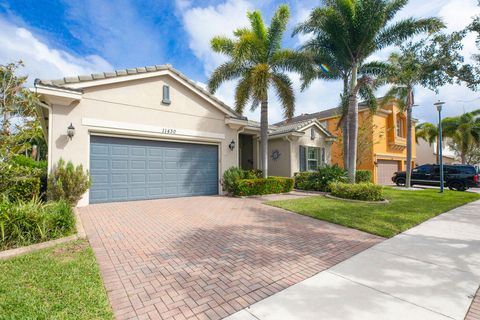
[347, 63, 358, 183]
[260, 100, 268, 178]
[342, 76, 349, 170]
[405, 89, 413, 188]
[342, 117, 349, 169]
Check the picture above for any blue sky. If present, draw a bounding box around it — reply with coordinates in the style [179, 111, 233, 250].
[0, 0, 479, 123]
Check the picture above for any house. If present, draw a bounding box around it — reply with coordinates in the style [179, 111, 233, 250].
[33, 65, 334, 206]
[416, 138, 456, 165]
[275, 100, 416, 184]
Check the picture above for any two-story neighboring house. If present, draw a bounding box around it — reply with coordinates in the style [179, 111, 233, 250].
[275, 100, 416, 184]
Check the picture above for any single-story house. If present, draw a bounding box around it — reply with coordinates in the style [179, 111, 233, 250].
[34, 65, 335, 206]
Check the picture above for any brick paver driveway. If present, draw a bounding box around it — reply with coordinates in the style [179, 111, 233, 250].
[79, 193, 382, 320]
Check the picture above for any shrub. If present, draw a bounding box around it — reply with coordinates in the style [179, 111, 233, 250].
[329, 182, 385, 201]
[234, 176, 294, 196]
[47, 159, 91, 206]
[11, 155, 48, 198]
[355, 170, 373, 183]
[294, 165, 348, 192]
[222, 167, 245, 194]
[0, 163, 41, 202]
[0, 197, 75, 250]
[11, 155, 47, 170]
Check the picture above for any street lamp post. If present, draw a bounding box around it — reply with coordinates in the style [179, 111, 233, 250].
[434, 100, 445, 193]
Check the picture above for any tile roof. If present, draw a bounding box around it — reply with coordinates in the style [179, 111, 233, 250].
[35, 64, 246, 119]
[273, 104, 374, 126]
[270, 118, 334, 137]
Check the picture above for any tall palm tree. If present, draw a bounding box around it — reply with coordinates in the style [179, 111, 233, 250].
[208, 5, 305, 178]
[296, 38, 352, 168]
[294, 0, 443, 182]
[442, 110, 480, 164]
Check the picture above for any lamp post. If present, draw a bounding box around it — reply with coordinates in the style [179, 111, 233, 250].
[434, 101, 445, 193]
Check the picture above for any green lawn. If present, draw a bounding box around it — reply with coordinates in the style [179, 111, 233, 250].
[0, 240, 113, 320]
[267, 188, 480, 238]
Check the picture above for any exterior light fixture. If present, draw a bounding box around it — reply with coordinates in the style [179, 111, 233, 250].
[228, 140, 235, 151]
[67, 123, 75, 140]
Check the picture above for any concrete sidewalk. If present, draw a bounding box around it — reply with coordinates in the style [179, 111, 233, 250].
[226, 200, 480, 320]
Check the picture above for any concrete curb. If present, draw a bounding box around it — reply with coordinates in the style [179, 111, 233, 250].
[325, 193, 389, 204]
[0, 207, 87, 260]
[0, 234, 79, 260]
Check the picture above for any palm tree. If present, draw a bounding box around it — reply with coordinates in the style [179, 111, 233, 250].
[208, 5, 305, 178]
[442, 110, 480, 164]
[294, 0, 443, 182]
[296, 37, 352, 168]
[416, 122, 440, 164]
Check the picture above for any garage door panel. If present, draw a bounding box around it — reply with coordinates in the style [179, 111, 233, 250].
[90, 136, 218, 203]
[377, 160, 399, 185]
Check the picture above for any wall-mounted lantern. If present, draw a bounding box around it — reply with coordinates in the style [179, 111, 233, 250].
[67, 123, 75, 140]
[228, 139, 235, 151]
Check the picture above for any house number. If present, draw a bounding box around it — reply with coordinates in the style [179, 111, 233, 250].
[161, 128, 176, 134]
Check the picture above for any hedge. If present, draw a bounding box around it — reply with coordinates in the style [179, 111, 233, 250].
[234, 176, 294, 196]
[294, 165, 348, 192]
[0, 163, 41, 202]
[355, 170, 373, 183]
[222, 167, 263, 195]
[0, 197, 75, 250]
[329, 182, 385, 201]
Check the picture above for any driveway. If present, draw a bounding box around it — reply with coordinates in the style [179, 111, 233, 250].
[79, 192, 382, 320]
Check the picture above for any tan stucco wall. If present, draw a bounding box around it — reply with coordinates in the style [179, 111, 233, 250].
[267, 137, 291, 177]
[416, 139, 456, 165]
[268, 125, 333, 177]
[48, 74, 239, 206]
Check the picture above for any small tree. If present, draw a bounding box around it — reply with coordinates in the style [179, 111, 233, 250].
[382, 32, 472, 188]
[0, 61, 43, 160]
[47, 159, 91, 206]
[442, 110, 480, 164]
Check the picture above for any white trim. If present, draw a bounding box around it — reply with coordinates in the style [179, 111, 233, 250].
[33, 85, 82, 100]
[82, 118, 225, 140]
[298, 121, 335, 138]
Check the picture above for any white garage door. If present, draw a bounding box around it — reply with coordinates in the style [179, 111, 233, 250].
[377, 160, 399, 185]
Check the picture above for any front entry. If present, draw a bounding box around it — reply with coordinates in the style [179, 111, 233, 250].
[89, 136, 218, 203]
[239, 134, 254, 170]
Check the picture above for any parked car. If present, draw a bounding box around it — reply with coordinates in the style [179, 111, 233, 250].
[392, 164, 479, 191]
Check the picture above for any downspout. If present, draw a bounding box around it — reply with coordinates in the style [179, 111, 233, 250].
[284, 135, 293, 177]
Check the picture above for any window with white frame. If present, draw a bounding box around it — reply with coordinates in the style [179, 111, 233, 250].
[300, 146, 326, 172]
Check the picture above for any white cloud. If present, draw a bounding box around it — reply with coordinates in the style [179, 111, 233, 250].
[179, 0, 253, 74]
[0, 18, 113, 84]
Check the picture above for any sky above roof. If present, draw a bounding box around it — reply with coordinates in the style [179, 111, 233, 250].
[1, 0, 479, 124]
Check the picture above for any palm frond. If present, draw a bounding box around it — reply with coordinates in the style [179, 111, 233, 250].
[234, 74, 252, 115]
[250, 63, 270, 102]
[207, 62, 244, 93]
[267, 4, 289, 58]
[271, 72, 295, 119]
[376, 17, 445, 49]
[211, 36, 235, 56]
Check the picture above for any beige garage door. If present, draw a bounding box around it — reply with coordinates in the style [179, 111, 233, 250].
[377, 160, 399, 185]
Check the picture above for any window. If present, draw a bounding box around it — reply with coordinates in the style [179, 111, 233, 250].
[396, 116, 404, 137]
[413, 165, 432, 174]
[162, 85, 171, 105]
[307, 147, 319, 171]
[300, 146, 326, 172]
[310, 127, 315, 140]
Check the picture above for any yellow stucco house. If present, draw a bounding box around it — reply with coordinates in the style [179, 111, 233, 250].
[275, 100, 416, 184]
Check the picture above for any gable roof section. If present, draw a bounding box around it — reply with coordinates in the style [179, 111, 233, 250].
[270, 118, 334, 138]
[35, 64, 245, 120]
